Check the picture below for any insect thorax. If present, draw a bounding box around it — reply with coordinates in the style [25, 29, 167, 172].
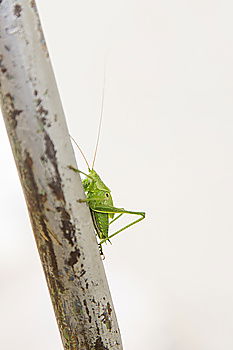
[83, 170, 114, 218]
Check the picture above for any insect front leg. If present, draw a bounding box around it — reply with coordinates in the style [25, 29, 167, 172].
[77, 197, 103, 203]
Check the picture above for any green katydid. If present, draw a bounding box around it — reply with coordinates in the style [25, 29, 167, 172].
[69, 75, 145, 252]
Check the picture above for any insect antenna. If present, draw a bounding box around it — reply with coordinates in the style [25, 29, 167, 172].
[91, 66, 106, 170]
[70, 134, 90, 171]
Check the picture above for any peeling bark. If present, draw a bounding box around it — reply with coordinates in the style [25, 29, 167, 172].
[0, 1, 123, 349]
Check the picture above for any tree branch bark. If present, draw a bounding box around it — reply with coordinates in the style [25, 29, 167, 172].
[0, 1, 123, 349]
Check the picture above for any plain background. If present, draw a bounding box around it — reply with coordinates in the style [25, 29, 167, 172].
[1, 1, 233, 349]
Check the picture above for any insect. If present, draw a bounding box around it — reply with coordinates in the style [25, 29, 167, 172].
[69, 74, 145, 252]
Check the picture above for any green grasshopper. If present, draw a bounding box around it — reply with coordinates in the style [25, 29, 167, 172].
[69, 162, 145, 248]
[69, 77, 145, 252]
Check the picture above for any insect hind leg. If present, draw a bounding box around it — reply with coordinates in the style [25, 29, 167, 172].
[91, 205, 145, 245]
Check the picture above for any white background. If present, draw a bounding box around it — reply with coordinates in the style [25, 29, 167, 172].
[1, 1, 233, 349]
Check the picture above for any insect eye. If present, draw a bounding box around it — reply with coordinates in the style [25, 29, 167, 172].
[105, 193, 109, 197]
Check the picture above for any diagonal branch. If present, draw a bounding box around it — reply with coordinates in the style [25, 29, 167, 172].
[0, 1, 123, 349]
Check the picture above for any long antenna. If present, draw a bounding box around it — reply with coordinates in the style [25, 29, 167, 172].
[91, 65, 106, 170]
[70, 134, 90, 171]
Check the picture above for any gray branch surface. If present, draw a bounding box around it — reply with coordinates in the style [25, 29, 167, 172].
[0, 1, 122, 349]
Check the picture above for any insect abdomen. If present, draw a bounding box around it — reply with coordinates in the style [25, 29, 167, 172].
[91, 211, 109, 240]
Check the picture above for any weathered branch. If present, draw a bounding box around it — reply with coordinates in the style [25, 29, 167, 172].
[0, 1, 122, 349]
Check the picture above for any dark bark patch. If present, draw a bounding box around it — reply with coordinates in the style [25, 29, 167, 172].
[44, 132, 65, 201]
[14, 4, 22, 17]
[100, 303, 112, 331]
[39, 191, 47, 204]
[67, 247, 81, 268]
[40, 155, 46, 163]
[36, 98, 42, 106]
[56, 206, 76, 246]
[23, 151, 65, 295]
[94, 337, 108, 350]
[35, 97, 49, 126]
[95, 321, 100, 335]
[80, 269, 86, 277]
[3, 93, 23, 128]
[83, 299, 92, 323]
[38, 104, 48, 117]
[107, 302, 112, 316]
[0, 55, 7, 74]
[48, 179, 64, 201]
[44, 133, 56, 164]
